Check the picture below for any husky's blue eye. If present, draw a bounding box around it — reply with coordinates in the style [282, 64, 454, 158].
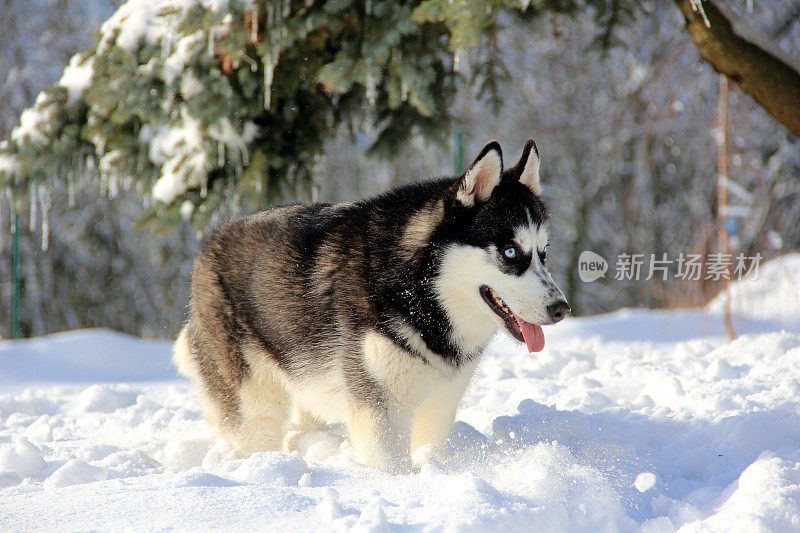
[503, 246, 517, 259]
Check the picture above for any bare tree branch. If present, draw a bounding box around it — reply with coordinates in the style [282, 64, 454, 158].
[674, 0, 800, 137]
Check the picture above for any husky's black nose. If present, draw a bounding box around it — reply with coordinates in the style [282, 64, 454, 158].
[547, 301, 571, 323]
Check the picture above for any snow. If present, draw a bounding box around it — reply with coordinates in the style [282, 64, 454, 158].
[0, 438, 45, 478]
[0, 329, 175, 386]
[43, 459, 107, 490]
[707, 253, 800, 331]
[634, 472, 658, 493]
[209, 117, 251, 169]
[146, 113, 258, 204]
[680, 456, 800, 532]
[145, 109, 211, 204]
[10, 93, 57, 146]
[179, 69, 205, 99]
[1, 256, 799, 530]
[0, 152, 20, 178]
[162, 30, 205, 85]
[180, 199, 195, 219]
[98, 0, 163, 53]
[58, 55, 95, 104]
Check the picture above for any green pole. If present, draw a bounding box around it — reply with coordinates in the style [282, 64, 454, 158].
[11, 210, 21, 339]
[453, 127, 466, 174]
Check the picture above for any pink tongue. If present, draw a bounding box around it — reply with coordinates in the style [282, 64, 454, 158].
[514, 316, 545, 353]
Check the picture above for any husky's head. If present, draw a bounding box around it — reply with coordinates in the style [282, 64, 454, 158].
[435, 140, 569, 354]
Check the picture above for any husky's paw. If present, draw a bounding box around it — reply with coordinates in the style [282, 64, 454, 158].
[411, 444, 436, 468]
[359, 451, 414, 474]
[384, 457, 414, 475]
[282, 429, 303, 452]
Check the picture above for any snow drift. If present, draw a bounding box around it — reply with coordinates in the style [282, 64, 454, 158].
[1, 255, 799, 531]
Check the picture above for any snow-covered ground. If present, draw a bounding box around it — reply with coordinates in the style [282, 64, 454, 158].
[2, 256, 799, 531]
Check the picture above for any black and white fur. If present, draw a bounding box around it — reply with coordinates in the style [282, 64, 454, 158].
[174, 140, 569, 471]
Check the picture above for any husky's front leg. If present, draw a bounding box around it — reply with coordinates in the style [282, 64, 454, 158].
[410, 358, 478, 456]
[347, 402, 412, 473]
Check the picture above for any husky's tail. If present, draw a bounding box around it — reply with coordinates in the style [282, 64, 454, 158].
[172, 325, 196, 378]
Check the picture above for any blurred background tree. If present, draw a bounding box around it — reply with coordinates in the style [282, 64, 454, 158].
[1, 0, 798, 338]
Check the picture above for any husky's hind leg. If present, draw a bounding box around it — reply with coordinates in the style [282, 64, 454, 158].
[235, 356, 291, 455]
[175, 322, 243, 445]
[282, 404, 324, 452]
[181, 327, 290, 454]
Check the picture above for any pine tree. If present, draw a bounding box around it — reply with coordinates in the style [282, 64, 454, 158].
[3, 1, 797, 337]
[0, 0, 635, 228]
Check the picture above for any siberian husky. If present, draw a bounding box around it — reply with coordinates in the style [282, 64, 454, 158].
[174, 140, 570, 472]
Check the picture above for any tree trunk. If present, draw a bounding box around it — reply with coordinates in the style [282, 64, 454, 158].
[674, 0, 800, 137]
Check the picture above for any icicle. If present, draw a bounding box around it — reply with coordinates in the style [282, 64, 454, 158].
[689, 0, 710, 28]
[310, 155, 322, 202]
[100, 170, 107, 196]
[4, 187, 12, 216]
[520, 0, 530, 10]
[201, 173, 208, 198]
[162, 16, 175, 60]
[231, 188, 241, 217]
[239, 51, 258, 72]
[29, 183, 38, 232]
[0, 196, 4, 252]
[365, 70, 377, 106]
[283, 0, 290, 18]
[250, 8, 259, 43]
[208, 27, 216, 56]
[397, 50, 408, 101]
[109, 175, 118, 198]
[453, 50, 461, 73]
[74, 157, 84, 202]
[68, 172, 76, 208]
[365, 0, 372, 15]
[263, 52, 276, 110]
[161, 33, 169, 61]
[218, 140, 225, 167]
[39, 187, 49, 252]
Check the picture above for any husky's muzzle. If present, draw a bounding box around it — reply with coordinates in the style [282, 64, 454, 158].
[479, 285, 570, 352]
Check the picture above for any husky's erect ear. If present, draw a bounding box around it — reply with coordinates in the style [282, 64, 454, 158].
[456, 141, 503, 206]
[514, 139, 542, 195]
